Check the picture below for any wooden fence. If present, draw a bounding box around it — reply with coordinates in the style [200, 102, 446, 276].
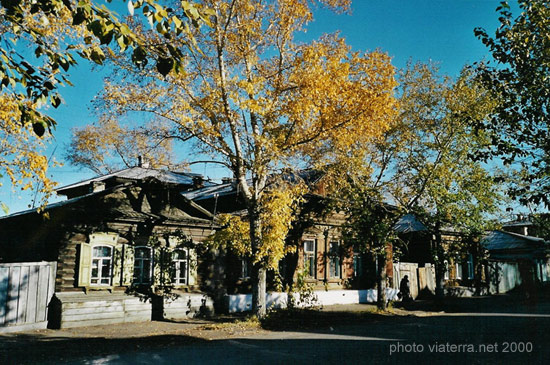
[0, 261, 57, 333]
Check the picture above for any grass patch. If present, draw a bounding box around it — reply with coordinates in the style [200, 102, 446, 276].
[199, 315, 261, 332]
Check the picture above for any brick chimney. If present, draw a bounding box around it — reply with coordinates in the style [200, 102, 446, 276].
[138, 156, 150, 168]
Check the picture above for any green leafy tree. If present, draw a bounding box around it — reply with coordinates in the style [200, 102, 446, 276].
[392, 64, 503, 299]
[0, 0, 211, 135]
[473, 0, 550, 207]
[337, 63, 503, 307]
[0, 0, 210, 209]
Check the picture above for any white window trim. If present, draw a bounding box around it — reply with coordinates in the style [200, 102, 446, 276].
[90, 245, 114, 286]
[172, 248, 189, 285]
[455, 262, 463, 280]
[303, 239, 316, 278]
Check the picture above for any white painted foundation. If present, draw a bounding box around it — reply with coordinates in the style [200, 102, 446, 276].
[225, 288, 400, 313]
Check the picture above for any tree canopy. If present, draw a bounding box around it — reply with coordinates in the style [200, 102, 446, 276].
[337, 62, 503, 306]
[86, 0, 397, 317]
[0, 0, 211, 134]
[473, 0, 550, 207]
[0, 0, 211, 210]
[65, 116, 181, 174]
[0, 95, 56, 213]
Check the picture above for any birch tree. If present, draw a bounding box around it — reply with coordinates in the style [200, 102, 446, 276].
[338, 63, 502, 308]
[90, 0, 397, 317]
[65, 117, 180, 174]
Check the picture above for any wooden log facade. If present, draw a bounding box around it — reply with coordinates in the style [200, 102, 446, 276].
[0, 168, 221, 328]
[0, 167, 407, 328]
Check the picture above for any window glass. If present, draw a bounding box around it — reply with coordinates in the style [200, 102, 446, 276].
[240, 258, 250, 279]
[353, 254, 362, 277]
[467, 254, 475, 279]
[329, 241, 340, 278]
[455, 262, 463, 280]
[172, 249, 189, 285]
[134, 247, 153, 284]
[173, 249, 187, 261]
[303, 240, 316, 278]
[91, 245, 113, 285]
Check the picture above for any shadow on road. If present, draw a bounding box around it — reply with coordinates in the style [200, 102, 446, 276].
[394, 289, 550, 314]
[2, 292, 550, 364]
[0, 333, 208, 364]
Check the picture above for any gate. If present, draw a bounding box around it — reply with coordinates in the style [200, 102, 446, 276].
[393, 262, 419, 299]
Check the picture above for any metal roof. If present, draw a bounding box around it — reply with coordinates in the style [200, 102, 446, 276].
[0, 186, 120, 220]
[181, 169, 325, 202]
[57, 167, 210, 194]
[393, 214, 428, 234]
[181, 182, 236, 201]
[482, 230, 546, 252]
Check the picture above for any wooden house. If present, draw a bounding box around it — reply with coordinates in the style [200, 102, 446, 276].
[0, 166, 223, 328]
[482, 230, 550, 294]
[182, 171, 386, 294]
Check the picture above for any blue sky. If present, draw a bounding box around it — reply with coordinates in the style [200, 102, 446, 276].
[1, 0, 507, 214]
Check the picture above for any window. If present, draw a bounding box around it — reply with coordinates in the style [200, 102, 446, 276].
[303, 240, 316, 278]
[455, 262, 463, 280]
[133, 247, 152, 284]
[444, 260, 449, 280]
[91, 245, 113, 285]
[329, 241, 341, 278]
[467, 254, 475, 280]
[240, 258, 250, 279]
[353, 254, 363, 278]
[172, 249, 189, 285]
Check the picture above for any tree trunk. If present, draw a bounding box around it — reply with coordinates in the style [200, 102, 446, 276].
[376, 251, 387, 310]
[248, 203, 267, 318]
[252, 263, 267, 318]
[433, 229, 446, 300]
[473, 242, 484, 296]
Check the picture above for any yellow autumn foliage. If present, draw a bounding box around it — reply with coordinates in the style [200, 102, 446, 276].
[90, 0, 398, 289]
[206, 182, 304, 270]
[0, 95, 56, 211]
[66, 116, 178, 174]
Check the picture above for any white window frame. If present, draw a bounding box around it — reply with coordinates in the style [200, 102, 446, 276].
[304, 239, 316, 278]
[444, 260, 449, 280]
[455, 262, 463, 280]
[91, 245, 113, 286]
[133, 246, 153, 285]
[172, 248, 189, 285]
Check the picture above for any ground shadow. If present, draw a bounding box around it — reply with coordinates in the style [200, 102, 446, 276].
[0, 334, 208, 364]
